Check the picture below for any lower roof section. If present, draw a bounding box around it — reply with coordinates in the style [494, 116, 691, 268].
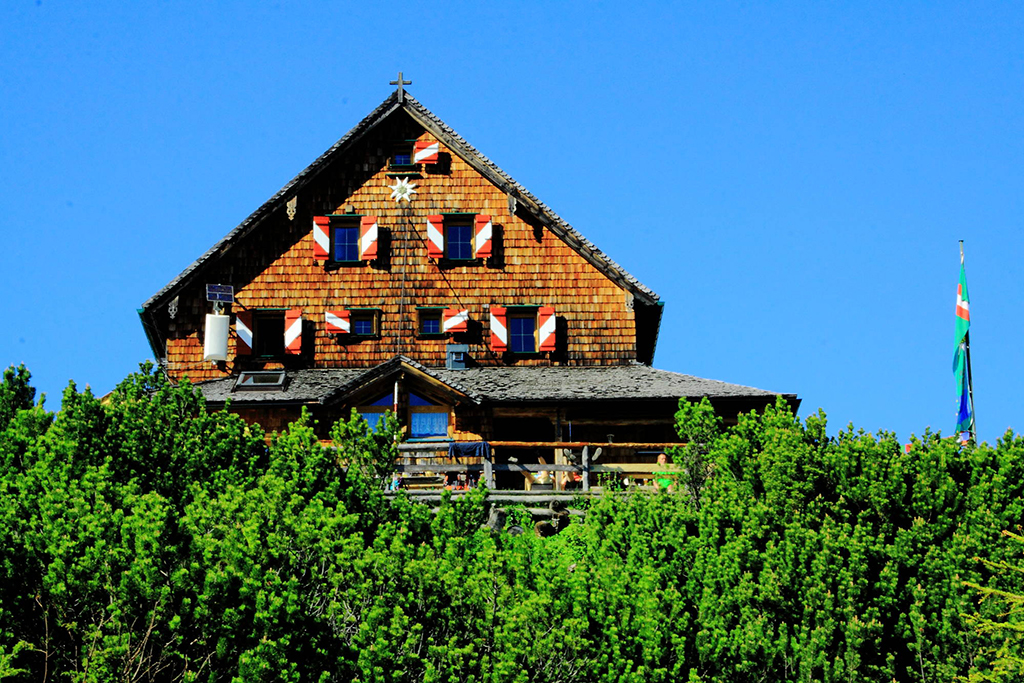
[192, 358, 798, 409]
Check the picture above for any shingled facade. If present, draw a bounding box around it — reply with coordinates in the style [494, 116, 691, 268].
[139, 89, 798, 487]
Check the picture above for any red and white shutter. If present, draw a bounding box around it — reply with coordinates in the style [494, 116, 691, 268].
[474, 214, 492, 258]
[235, 311, 253, 356]
[443, 308, 469, 334]
[312, 216, 330, 261]
[426, 215, 444, 258]
[359, 216, 378, 260]
[489, 306, 508, 352]
[325, 310, 350, 334]
[284, 309, 302, 355]
[538, 306, 556, 352]
[413, 140, 439, 164]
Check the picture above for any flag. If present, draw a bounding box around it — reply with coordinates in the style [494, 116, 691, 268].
[953, 262, 972, 434]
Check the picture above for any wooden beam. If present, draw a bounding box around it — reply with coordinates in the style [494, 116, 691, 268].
[489, 441, 684, 449]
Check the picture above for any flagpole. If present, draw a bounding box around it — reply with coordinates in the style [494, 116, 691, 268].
[960, 240, 977, 442]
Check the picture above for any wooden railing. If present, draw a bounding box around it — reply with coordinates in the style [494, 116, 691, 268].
[393, 440, 686, 492]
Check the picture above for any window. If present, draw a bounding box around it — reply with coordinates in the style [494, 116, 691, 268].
[234, 370, 286, 391]
[418, 308, 443, 336]
[489, 305, 555, 353]
[236, 309, 303, 357]
[359, 394, 392, 433]
[313, 215, 377, 263]
[446, 220, 473, 260]
[426, 214, 491, 261]
[254, 311, 286, 357]
[409, 393, 449, 439]
[350, 309, 381, 337]
[509, 312, 537, 353]
[393, 152, 412, 166]
[332, 217, 360, 263]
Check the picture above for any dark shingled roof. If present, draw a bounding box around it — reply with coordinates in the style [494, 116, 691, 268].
[142, 90, 660, 313]
[193, 361, 794, 407]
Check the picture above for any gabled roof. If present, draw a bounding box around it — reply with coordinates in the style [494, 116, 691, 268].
[193, 360, 797, 409]
[194, 356, 479, 407]
[142, 90, 661, 317]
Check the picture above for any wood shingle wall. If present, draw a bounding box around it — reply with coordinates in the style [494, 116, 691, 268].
[162, 112, 641, 382]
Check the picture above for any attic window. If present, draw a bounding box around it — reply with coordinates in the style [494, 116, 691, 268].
[234, 370, 286, 391]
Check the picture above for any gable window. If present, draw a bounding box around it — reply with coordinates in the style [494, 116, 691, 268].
[446, 220, 474, 260]
[409, 393, 449, 439]
[333, 220, 360, 262]
[418, 307, 470, 337]
[350, 309, 381, 337]
[509, 312, 536, 353]
[418, 308, 443, 336]
[359, 394, 393, 433]
[253, 311, 285, 357]
[312, 215, 378, 263]
[236, 309, 303, 357]
[390, 140, 439, 169]
[489, 305, 556, 353]
[426, 214, 492, 261]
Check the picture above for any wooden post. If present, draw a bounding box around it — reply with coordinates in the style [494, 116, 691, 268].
[582, 445, 590, 492]
[484, 447, 494, 489]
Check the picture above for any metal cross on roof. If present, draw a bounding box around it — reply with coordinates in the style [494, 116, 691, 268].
[390, 71, 411, 102]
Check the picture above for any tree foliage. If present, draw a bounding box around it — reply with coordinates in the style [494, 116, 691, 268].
[1, 365, 1022, 681]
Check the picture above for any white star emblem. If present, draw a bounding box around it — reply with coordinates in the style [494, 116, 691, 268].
[388, 177, 417, 203]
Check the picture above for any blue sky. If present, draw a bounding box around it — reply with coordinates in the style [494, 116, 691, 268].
[2, 2, 1021, 443]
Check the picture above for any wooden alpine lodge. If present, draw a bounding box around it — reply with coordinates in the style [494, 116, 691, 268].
[138, 79, 799, 492]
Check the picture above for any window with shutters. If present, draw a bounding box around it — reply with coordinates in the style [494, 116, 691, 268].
[253, 311, 285, 357]
[508, 311, 537, 353]
[417, 308, 444, 337]
[331, 217, 360, 263]
[445, 217, 474, 260]
[490, 305, 556, 354]
[350, 309, 381, 338]
[426, 214, 492, 262]
[390, 139, 440, 169]
[313, 215, 378, 265]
